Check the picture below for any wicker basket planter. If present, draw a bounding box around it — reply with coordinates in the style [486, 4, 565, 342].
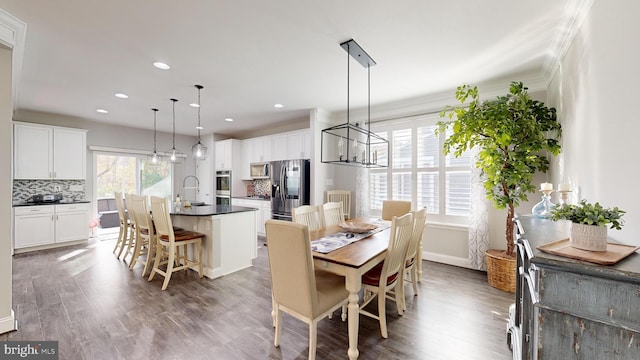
[570, 223, 608, 251]
[486, 249, 516, 292]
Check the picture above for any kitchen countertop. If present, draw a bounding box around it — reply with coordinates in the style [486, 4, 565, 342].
[13, 200, 91, 207]
[232, 196, 271, 201]
[171, 204, 258, 216]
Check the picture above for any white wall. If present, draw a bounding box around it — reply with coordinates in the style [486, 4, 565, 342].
[547, 1, 640, 245]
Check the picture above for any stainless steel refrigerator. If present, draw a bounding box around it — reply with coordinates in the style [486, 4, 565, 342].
[270, 159, 310, 221]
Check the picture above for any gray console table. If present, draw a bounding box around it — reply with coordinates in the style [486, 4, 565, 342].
[509, 215, 640, 359]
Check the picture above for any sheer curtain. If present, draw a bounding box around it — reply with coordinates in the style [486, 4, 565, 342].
[467, 148, 489, 270]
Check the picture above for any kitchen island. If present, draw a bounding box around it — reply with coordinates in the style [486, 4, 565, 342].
[170, 204, 258, 279]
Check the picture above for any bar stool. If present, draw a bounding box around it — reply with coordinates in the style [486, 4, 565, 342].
[148, 196, 204, 290]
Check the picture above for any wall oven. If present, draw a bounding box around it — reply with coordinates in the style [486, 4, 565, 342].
[216, 170, 231, 206]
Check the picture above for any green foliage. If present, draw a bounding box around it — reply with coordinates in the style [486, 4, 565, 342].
[438, 81, 562, 210]
[551, 200, 626, 230]
[437, 81, 562, 256]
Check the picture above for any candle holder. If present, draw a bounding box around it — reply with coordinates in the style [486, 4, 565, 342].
[532, 189, 555, 218]
[557, 190, 572, 205]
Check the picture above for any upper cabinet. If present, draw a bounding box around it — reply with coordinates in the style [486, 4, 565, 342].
[251, 136, 272, 163]
[288, 130, 311, 160]
[271, 129, 311, 161]
[215, 139, 233, 170]
[14, 123, 87, 180]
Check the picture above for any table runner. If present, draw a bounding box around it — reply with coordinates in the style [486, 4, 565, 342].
[311, 220, 391, 253]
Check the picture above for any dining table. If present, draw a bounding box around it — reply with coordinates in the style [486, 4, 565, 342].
[310, 217, 392, 360]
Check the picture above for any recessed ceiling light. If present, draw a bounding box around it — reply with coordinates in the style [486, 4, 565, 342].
[224, 118, 234, 122]
[153, 62, 170, 70]
[96, 109, 109, 114]
[273, 103, 284, 108]
[196, 125, 204, 130]
[115, 93, 128, 99]
[189, 103, 200, 108]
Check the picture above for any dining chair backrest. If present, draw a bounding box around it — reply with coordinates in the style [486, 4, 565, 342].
[292, 205, 323, 231]
[406, 208, 427, 263]
[381, 200, 411, 221]
[150, 196, 174, 243]
[114, 191, 127, 224]
[124, 193, 137, 228]
[265, 220, 318, 317]
[380, 212, 414, 286]
[326, 190, 351, 219]
[129, 194, 153, 237]
[322, 202, 344, 227]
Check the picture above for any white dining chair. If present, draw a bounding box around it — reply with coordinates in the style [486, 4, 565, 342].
[292, 205, 323, 231]
[326, 190, 351, 219]
[359, 212, 413, 338]
[321, 202, 344, 227]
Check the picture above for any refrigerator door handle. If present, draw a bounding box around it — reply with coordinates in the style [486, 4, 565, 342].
[280, 164, 286, 202]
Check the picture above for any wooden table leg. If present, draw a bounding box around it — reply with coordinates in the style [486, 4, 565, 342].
[345, 269, 361, 360]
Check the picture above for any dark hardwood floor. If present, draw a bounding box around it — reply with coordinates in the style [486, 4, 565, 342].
[3, 237, 514, 360]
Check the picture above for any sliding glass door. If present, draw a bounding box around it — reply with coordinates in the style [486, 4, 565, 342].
[96, 153, 173, 199]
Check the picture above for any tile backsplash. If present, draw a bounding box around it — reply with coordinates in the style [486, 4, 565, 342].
[13, 179, 86, 202]
[253, 179, 271, 197]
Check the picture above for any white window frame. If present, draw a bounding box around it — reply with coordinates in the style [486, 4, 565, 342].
[369, 114, 470, 225]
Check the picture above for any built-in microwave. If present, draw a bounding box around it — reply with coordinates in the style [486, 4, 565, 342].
[250, 162, 270, 179]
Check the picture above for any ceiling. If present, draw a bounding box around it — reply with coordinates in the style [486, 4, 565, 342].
[0, 0, 576, 138]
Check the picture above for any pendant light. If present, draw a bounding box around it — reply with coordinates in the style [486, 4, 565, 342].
[167, 98, 184, 163]
[191, 84, 207, 160]
[148, 108, 163, 164]
[320, 39, 388, 168]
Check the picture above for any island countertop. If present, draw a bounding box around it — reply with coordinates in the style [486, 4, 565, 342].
[170, 204, 258, 216]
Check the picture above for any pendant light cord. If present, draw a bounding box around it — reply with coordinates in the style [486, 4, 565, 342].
[171, 99, 177, 149]
[152, 108, 158, 152]
[197, 85, 203, 142]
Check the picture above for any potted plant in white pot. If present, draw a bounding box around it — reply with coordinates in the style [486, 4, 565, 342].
[550, 200, 626, 251]
[437, 81, 562, 292]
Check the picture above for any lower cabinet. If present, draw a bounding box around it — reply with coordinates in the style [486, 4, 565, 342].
[55, 203, 90, 243]
[14, 205, 55, 248]
[232, 198, 271, 236]
[14, 203, 90, 250]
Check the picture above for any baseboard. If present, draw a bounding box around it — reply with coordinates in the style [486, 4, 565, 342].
[0, 309, 17, 334]
[423, 251, 476, 270]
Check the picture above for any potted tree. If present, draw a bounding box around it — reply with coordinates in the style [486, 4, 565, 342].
[550, 200, 625, 251]
[437, 81, 562, 292]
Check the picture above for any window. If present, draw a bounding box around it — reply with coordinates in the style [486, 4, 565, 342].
[369, 114, 471, 224]
[96, 153, 173, 200]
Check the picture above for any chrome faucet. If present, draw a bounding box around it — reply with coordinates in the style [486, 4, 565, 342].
[182, 175, 200, 194]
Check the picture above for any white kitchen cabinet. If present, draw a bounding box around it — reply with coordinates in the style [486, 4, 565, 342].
[251, 136, 272, 163]
[14, 123, 87, 180]
[13, 203, 90, 250]
[260, 207, 271, 236]
[232, 198, 270, 236]
[269, 130, 311, 161]
[14, 206, 55, 248]
[215, 139, 243, 170]
[241, 139, 253, 180]
[271, 134, 288, 161]
[288, 130, 311, 159]
[55, 203, 90, 243]
[215, 139, 232, 170]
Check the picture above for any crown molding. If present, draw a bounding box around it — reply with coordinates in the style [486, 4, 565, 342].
[543, 0, 595, 85]
[0, 8, 27, 109]
[337, 68, 548, 124]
